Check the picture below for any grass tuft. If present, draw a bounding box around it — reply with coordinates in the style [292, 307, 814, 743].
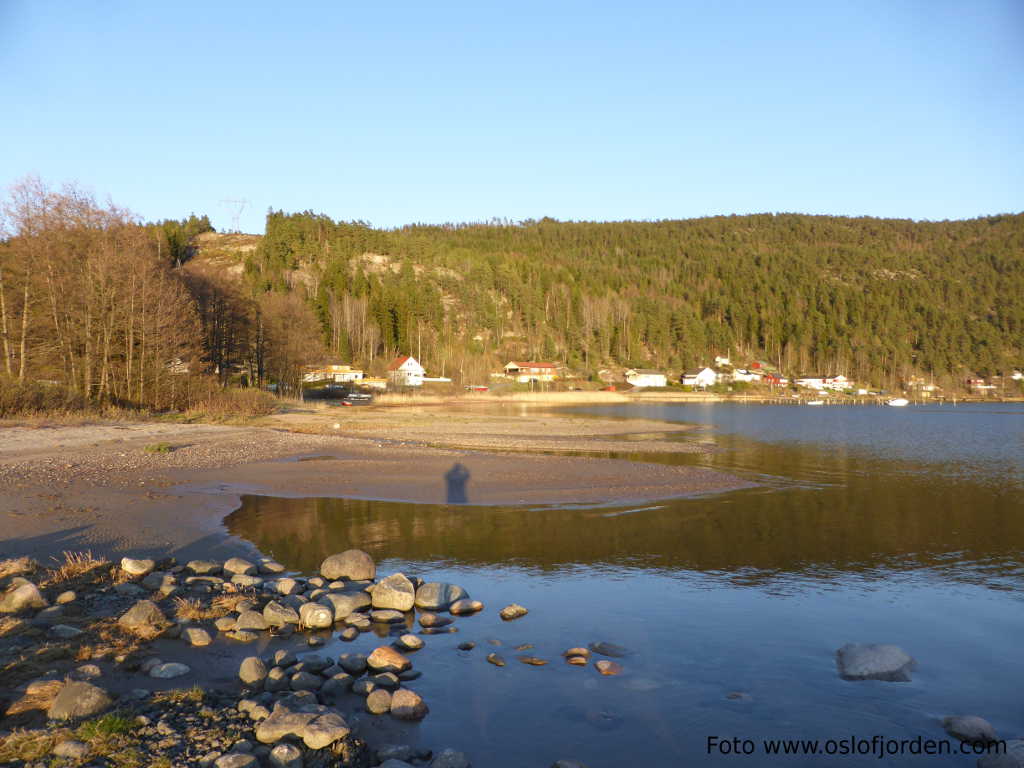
[152, 685, 204, 705]
[76, 711, 135, 741]
[143, 442, 174, 453]
[47, 550, 109, 583]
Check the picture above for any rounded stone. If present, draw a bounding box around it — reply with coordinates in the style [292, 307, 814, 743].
[239, 657, 268, 686]
[414, 582, 469, 611]
[370, 609, 405, 624]
[486, 652, 506, 667]
[390, 688, 429, 720]
[263, 601, 300, 627]
[419, 612, 453, 628]
[449, 599, 483, 616]
[289, 671, 322, 691]
[149, 662, 191, 679]
[56, 590, 77, 605]
[117, 599, 166, 633]
[595, 660, 623, 676]
[320, 550, 376, 581]
[366, 688, 393, 715]
[214, 754, 257, 768]
[0, 581, 48, 614]
[396, 634, 424, 651]
[48, 681, 113, 720]
[298, 602, 334, 629]
[184, 626, 213, 647]
[371, 573, 416, 611]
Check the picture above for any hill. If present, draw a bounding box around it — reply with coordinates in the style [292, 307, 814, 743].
[190, 211, 1023, 390]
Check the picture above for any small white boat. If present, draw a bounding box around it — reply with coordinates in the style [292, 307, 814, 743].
[807, 400, 824, 406]
[886, 398, 909, 407]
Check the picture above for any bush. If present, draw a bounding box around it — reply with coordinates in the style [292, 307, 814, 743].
[0, 377, 90, 418]
[185, 386, 279, 420]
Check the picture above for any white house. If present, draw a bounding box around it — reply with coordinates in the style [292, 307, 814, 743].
[823, 374, 850, 391]
[731, 369, 761, 383]
[714, 355, 731, 367]
[503, 361, 558, 383]
[681, 367, 717, 389]
[387, 355, 426, 387]
[625, 369, 667, 388]
[795, 376, 827, 390]
[302, 364, 364, 384]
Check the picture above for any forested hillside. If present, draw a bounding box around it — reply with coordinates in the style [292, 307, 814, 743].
[2, 175, 1021, 411]
[237, 210, 1024, 389]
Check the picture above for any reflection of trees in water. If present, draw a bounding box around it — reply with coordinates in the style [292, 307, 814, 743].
[225, 465, 1024, 588]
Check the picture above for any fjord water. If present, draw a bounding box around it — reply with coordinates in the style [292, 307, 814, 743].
[225, 403, 1024, 766]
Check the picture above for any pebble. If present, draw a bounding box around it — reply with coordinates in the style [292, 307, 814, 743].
[149, 662, 191, 679]
[457, 641, 476, 651]
[942, 715, 998, 744]
[486, 652, 506, 667]
[449, 598, 484, 615]
[595, 660, 623, 676]
[223, 557, 257, 576]
[517, 655, 548, 666]
[419, 612, 454, 628]
[184, 626, 213, 646]
[836, 643, 915, 682]
[55, 590, 77, 604]
[395, 633, 424, 651]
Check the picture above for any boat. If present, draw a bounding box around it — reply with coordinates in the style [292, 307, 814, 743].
[807, 400, 824, 406]
[886, 398, 909, 407]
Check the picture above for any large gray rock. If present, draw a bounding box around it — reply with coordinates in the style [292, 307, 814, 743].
[117, 599, 166, 633]
[319, 591, 370, 618]
[943, 715, 998, 744]
[836, 643, 915, 682]
[371, 573, 415, 611]
[47, 681, 112, 720]
[978, 740, 1024, 768]
[263, 601, 300, 627]
[299, 602, 333, 629]
[414, 582, 468, 611]
[0, 581, 47, 614]
[239, 657, 268, 686]
[431, 749, 472, 768]
[320, 550, 376, 581]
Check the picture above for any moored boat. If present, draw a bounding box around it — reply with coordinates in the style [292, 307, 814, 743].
[886, 397, 909, 407]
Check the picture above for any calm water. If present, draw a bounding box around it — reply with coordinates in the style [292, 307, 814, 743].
[225, 403, 1024, 766]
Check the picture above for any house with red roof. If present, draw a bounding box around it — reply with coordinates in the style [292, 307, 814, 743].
[387, 355, 426, 387]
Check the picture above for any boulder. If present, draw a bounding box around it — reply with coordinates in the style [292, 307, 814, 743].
[299, 602, 334, 629]
[117, 599, 166, 633]
[235, 610, 270, 631]
[943, 715, 997, 745]
[223, 557, 257, 576]
[366, 688, 392, 714]
[239, 657, 268, 686]
[319, 591, 370, 618]
[835, 643, 915, 682]
[414, 582, 468, 611]
[320, 549, 376, 581]
[48, 681, 112, 720]
[370, 573, 415, 611]
[0, 581, 47, 614]
[263, 601, 300, 627]
[499, 603, 528, 621]
[367, 646, 412, 673]
[390, 688, 429, 720]
[120, 557, 156, 576]
[302, 711, 350, 749]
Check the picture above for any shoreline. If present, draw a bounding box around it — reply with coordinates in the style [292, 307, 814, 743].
[0, 407, 751, 564]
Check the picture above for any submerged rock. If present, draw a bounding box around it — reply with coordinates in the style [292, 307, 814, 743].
[431, 749, 471, 768]
[588, 641, 628, 658]
[149, 662, 191, 679]
[978, 740, 1024, 768]
[943, 715, 998, 745]
[836, 643, 915, 682]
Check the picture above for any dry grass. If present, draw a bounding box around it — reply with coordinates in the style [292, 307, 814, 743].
[173, 592, 247, 621]
[46, 550, 109, 584]
[0, 556, 37, 583]
[0, 727, 72, 762]
[152, 685, 204, 705]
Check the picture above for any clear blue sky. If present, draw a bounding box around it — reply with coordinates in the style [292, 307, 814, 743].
[2, 0, 1021, 233]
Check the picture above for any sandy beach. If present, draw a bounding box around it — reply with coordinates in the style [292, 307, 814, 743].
[0, 403, 747, 564]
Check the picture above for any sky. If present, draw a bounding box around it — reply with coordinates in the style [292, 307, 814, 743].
[1, 0, 1022, 233]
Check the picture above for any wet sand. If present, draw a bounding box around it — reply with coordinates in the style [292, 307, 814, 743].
[0, 406, 749, 563]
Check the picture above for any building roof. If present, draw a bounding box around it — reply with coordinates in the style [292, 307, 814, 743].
[388, 355, 416, 371]
[505, 361, 557, 369]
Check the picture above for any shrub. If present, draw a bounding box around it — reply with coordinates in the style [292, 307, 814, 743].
[0, 377, 90, 418]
